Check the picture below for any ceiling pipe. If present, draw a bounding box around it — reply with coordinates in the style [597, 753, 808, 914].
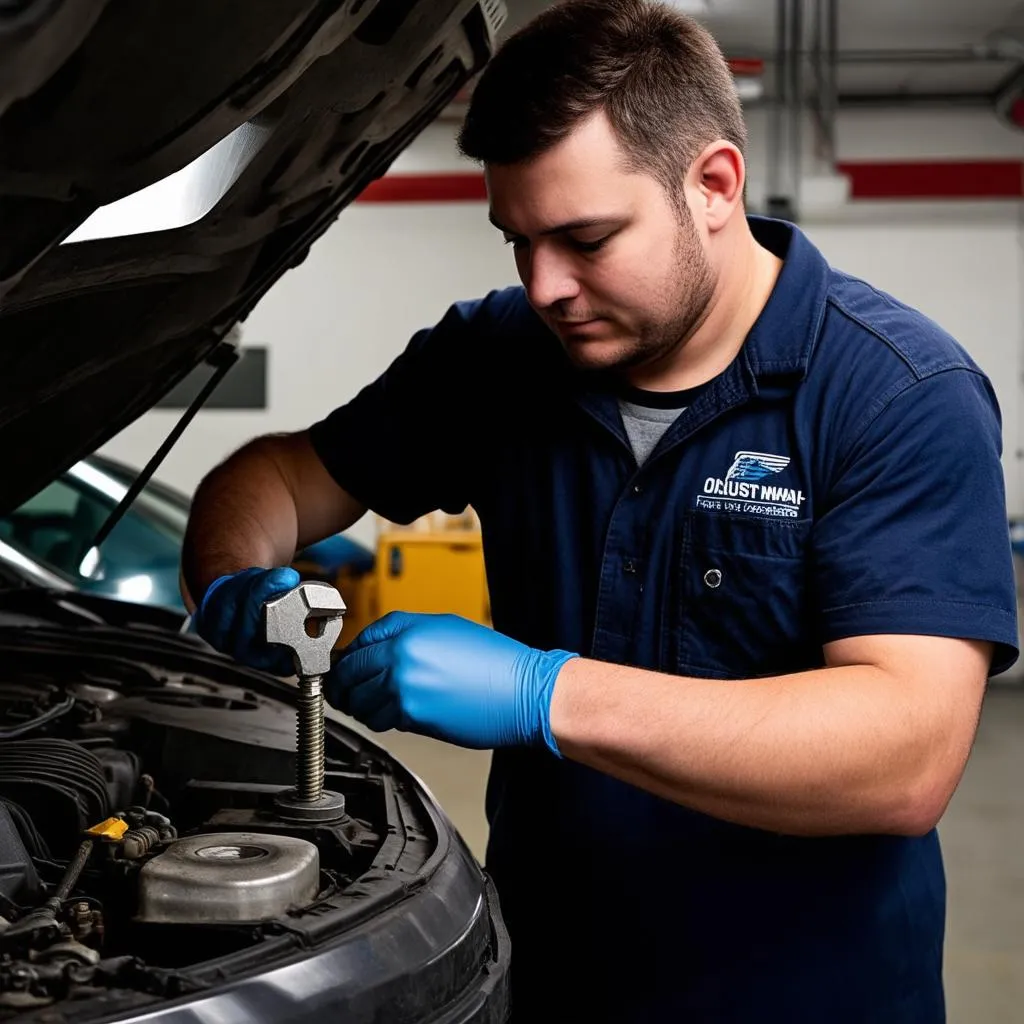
[826, 0, 838, 150]
[789, 0, 804, 216]
[766, 0, 805, 220]
[764, 0, 856, 221]
[765, 0, 785, 206]
[726, 47, 1020, 64]
[738, 92, 994, 112]
[809, 0, 838, 165]
[827, 92, 995, 108]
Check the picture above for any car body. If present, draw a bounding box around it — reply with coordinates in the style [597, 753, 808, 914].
[0, 2, 510, 1021]
[0, 454, 192, 613]
[0, 453, 375, 614]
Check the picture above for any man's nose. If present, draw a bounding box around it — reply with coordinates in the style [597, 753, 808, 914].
[521, 246, 580, 311]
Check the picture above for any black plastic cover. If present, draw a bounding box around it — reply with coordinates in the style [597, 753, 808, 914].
[0, 801, 41, 904]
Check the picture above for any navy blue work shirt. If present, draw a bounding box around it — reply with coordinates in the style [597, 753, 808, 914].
[310, 216, 1018, 1023]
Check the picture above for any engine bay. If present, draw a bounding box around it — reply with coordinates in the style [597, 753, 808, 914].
[0, 621, 413, 1016]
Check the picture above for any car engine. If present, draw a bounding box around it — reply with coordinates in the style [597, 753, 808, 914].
[0, 630, 392, 1015]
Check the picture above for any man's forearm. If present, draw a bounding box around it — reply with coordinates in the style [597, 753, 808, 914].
[181, 439, 302, 608]
[548, 638, 988, 837]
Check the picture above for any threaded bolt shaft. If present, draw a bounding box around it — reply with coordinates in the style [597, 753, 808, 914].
[296, 675, 325, 802]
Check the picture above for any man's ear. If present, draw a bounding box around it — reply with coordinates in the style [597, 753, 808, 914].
[690, 141, 745, 232]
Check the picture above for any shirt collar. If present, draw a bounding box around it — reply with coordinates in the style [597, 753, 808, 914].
[740, 215, 831, 392]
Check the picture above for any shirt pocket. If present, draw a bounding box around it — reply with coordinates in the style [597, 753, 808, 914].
[675, 511, 818, 679]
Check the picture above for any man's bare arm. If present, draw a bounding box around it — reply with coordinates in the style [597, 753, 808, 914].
[548, 634, 991, 837]
[180, 431, 366, 610]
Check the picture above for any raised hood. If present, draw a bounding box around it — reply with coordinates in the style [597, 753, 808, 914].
[0, 0, 504, 511]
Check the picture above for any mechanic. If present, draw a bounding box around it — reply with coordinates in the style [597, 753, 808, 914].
[180, 1, 1019, 1020]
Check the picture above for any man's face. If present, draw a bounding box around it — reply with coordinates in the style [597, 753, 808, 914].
[485, 110, 717, 376]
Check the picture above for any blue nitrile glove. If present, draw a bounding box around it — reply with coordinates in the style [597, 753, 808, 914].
[194, 566, 301, 675]
[329, 612, 578, 753]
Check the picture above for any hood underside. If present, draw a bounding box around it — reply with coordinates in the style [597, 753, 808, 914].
[0, 0, 503, 512]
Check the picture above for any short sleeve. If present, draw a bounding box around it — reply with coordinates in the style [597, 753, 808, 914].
[813, 368, 1019, 675]
[308, 297, 488, 525]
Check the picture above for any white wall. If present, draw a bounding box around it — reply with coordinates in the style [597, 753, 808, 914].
[100, 107, 1024, 533]
[101, 203, 519, 547]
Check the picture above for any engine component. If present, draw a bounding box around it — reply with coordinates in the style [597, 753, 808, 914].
[2, 838, 96, 948]
[92, 747, 141, 810]
[0, 680, 75, 740]
[0, 803, 40, 903]
[85, 816, 128, 842]
[121, 826, 160, 860]
[114, 807, 177, 859]
[0, 739, 112, 857]
[67, 901, 103, 945]
[137, 832, 320, 924]
[0, 798, 50, 862]
[263, 582, 346, 813]
[0, 937, 102, 1011]
[52, 839, 94, 905]
[0, 739, 146, 858]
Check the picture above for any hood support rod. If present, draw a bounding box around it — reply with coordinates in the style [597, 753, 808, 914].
[84, 341, 239, 559]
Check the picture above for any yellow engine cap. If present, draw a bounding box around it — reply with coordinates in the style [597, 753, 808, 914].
[86, 817, 129, 840]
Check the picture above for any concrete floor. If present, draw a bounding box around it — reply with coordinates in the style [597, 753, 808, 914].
[362, 684, 1024, 1023]
[942, 682, 1024, 1023]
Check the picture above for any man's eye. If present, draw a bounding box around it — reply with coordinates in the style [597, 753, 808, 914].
[571, 237, 609, 254]
[503, 236, 528, 250]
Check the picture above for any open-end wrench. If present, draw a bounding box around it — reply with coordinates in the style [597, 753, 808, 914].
[263, 581, 346, 804]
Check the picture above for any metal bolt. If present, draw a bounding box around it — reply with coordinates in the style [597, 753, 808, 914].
[296, 675, 326, 801]
[263, 582, 346, 804]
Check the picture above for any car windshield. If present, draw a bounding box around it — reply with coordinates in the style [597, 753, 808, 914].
[0, 454, 370, 611]
[0, 458, 189, 609]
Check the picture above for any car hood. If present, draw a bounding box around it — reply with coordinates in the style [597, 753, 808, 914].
[0, 0, 503, 512]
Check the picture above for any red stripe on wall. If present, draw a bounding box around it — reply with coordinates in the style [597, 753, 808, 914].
[836, 160, 1024, 199]
[357, 173, 488, 203]
[356, 162, 1024, 204]
[727, 57, 765, 76]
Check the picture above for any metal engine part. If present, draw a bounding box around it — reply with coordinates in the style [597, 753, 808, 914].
[136, 832, 320, 924]
[263, 581, 346, 807]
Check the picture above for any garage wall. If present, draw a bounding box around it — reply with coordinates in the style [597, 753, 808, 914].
[100, 107, 1024, 540]
[805, 213, 1024, 516]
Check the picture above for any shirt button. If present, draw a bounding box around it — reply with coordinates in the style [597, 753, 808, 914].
[623, 558, 637, 574]
[703, 568, 723, 589]
[632, 483, 643, 494]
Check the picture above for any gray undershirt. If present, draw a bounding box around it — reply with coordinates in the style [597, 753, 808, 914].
[619, 400, 685, 466]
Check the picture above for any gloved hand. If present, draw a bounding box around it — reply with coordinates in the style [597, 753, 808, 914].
[329, 612, 578, 753]
[193, 566, 302, 675]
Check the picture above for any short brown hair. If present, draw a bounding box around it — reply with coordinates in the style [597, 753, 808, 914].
[457, 0, 746, 201]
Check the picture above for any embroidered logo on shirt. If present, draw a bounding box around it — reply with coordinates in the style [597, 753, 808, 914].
[696, 451, 805, 519]
[725, 451, 790, 483]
